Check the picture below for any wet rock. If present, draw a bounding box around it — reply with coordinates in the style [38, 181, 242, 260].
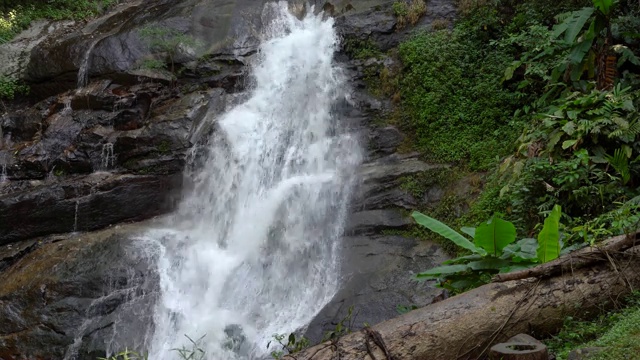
[345, 209, 412, 235]
[368, 126, 404, 158]
[305, 235, 449, 342]
[0, 173, 181, 245]
[0, 223, 158, 360]
[351, 155, 450, 211]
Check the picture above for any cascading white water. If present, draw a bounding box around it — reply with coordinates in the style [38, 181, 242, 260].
[101, 143, 115, 169]
[143, 2, 361, 359]
[77, 40, 98, 88]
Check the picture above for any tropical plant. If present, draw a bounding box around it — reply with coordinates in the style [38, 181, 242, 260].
[413, 205, 564, 292]
[138, 25, 198, 80]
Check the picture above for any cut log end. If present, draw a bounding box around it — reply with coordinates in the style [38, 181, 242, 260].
[489, 342, 548, 360]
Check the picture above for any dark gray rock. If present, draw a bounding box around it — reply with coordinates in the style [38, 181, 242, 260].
[0, 223, 159, 360]
[0, 81, 230, 244]
[0, 173, 181, 245]
[351, 155, 450, 211]
[345, 209, 413, 235]
[305, 235, 449, 342]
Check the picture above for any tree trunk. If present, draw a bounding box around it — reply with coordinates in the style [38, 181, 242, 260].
[289, 244, 640, 360]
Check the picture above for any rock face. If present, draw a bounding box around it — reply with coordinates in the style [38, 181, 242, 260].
[0, 80, 232, 244]
[0, 0, 459, 358]
[0, 223, 159, 360]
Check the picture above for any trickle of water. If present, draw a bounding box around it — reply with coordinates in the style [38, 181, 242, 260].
[101, 143, 115, 169]
[145, 2, 362, 359]
[0, 164, 7, 183]
[73, 200, 79, 233]
[62, 99, 73, 115]
[77, 40, 99, 88]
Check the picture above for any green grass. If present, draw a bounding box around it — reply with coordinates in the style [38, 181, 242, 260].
[546, 292, 640, 360]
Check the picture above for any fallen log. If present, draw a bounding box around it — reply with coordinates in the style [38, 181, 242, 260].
[492, 231, 639, 283]
[289, 244, 640, 360]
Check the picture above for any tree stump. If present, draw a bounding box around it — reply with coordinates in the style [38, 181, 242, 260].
[488, 342, 548, 360]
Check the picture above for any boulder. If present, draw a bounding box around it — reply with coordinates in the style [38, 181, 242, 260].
[0, 223, 159, 360]
[305, 235, 449, 342]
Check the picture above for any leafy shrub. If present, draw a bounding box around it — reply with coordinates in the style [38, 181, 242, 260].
[0, 75, 28, 100]
[393, 0, 427, 29]
[413, 205, 564, 292]
[397, 27, 522, 170]
[1, 0, 119, 44]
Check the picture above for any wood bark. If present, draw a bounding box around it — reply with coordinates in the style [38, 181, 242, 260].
[289, 243, 640, 360]
[493, 232, 639, 283]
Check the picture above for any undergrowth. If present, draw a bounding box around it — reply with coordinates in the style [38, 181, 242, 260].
[546, 291, 640, 359]
[0, 0, 119, 44]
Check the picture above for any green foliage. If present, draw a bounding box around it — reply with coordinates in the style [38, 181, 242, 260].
[1, 0, 118, 44]
[474, 213, 516, 256]
[171, 335, 206, 360]
[412, 209, 562, 292]
[0, 75, 28, 99]
[396, 304, 419, 314]
[98, 349, 148, 360]
[321, 306, 355, 341]
[269, 307, 355, 359]
[537, 204, 562, 262]
[392, 0, 426, 29]
[268, 333, 310, 360]
[342, 37, 382, 60]
[138, 25, 198, 77]
[546, 291, 640, 359]
[397, 25, 523, 170]
[412, 212, 485, 255]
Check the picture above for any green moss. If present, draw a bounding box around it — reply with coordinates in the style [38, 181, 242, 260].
[157, 140, 171, 154]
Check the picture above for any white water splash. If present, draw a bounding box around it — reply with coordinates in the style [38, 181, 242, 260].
[146, 3, 361, 359]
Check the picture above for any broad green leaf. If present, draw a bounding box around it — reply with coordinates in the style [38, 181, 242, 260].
[460, 227, 476, 238]
[443, 254, 483, 265]
[593, 0, 614, 15]
[569, 38, 595, 65]
[501, 238, 539, 263]
[412, 212, 484, 254]
[468, 258, 510, 270]
[474, 214, 516, 256]
[498, 263, 538, 273]
[556, 7, 594, 44]
[562, 139, 577, 149]
[562, 121, 577, 135]
[537, 205, 562, 263]
[416, 264, 469, 279]
[503, 61, 521, 81]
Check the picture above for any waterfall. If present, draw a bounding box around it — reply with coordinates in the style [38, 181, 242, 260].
[143, 2, 361, 359]
[77, 39, 99, 88]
